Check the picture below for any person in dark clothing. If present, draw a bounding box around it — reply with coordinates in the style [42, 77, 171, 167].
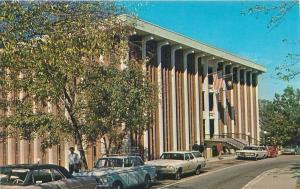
[192, 141, 200, 151]
[199, 144, 204, 153]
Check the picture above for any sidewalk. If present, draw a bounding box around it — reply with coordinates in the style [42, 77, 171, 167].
[206, 154, 236, 163]
[242, 167, 299, 189]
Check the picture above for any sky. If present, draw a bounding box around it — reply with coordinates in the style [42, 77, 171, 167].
[121, 1, 300, 100]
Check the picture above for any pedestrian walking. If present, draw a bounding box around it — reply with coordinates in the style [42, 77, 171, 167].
[68, 147, 80, 174]
[216, 143, 222, 159]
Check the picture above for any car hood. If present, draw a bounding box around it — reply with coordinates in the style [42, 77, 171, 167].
[146, 159, 184, 167]
[75, 167, 122, 177]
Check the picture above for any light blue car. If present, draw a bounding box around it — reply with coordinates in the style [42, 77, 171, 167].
[75, 156, 156, 189]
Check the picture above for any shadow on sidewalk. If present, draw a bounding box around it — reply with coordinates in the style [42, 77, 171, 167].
[289, 162, 300, 188]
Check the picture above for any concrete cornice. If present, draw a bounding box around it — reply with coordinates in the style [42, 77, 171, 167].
[126, 16, 266, 73]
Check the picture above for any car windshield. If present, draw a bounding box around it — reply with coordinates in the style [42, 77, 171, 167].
[160, 153, 184, 160]
[95, 158, 123, 168]
[0, 167, 30, 186]
[243, 146, 258, 151]
[192, 152, 202, 158]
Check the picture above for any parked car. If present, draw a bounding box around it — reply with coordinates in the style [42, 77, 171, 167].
[146, 151, 204, 180]
[0, 164, 97, 189]
[191, 151, 206, 168]
[282, 147, 296, 155]
[75, 156, 156, 189]
[236, 146, 268, 160]
[266, 146, 278, 158]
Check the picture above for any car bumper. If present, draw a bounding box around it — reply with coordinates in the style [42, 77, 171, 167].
[96, 185, 110, 189]
[237, 155, 256, 159]
[156, 167, 177, 175]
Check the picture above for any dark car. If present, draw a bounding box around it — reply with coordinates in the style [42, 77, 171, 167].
[0, 164, 97, 189]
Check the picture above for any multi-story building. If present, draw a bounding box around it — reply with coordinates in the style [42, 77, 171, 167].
[0, 18, 265, 168]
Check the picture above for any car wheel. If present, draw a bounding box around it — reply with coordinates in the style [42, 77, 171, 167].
[112, 181, 123, 189]
[195, 166, 201, 175]
[143, 175, 150, 189]
[254, 156, 258, 161]
[174, 169, 182, 180]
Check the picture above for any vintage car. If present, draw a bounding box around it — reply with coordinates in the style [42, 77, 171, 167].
[266, 146, 278, 158]
[145, 151, 205, 180]
[236, 146, 268, 160]
[0, 164, 97, 189]
[75, 156, 156, 189]
[282, 147, 296, 155]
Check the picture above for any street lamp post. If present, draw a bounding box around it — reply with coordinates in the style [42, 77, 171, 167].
[263, 131, 268, 146]
[247, 132, 251, 146]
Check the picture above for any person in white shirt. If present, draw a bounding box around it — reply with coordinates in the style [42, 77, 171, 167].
[68, 147, 80, 174]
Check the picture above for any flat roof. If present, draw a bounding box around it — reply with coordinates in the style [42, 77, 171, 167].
[129, 17, 266, 73]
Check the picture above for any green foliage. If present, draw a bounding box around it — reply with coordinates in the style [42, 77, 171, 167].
[0, 1, 156, 167]
[260, 86, 300, 146]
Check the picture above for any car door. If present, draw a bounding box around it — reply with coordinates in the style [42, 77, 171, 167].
[133, 157, 146, 185]
[124, 157, 139, 187]
[188, 153, 197, 172]
[183, 153, 192, 173]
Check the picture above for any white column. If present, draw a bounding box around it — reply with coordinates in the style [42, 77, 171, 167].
[230, 66, 235, 138]
[249, 71, 255, 143]
[195, 55, 201, 144]
[212, 62, 219, 137]
[7, 87, 13, 164]
[202, 58, 210, 139]
[19, 73, 25, 163]
[237, 67, 242, 139]
[171, 45, 182, 150]
[142, 35, 154, 153]
[33, 99, 39, 163]
[223, 65, 227, 135]
[157, 41, 169, 155]
[47, 101, 53, 164]
[255, 74, 260, 144]
[244, 70, 249, 143]
[183, 50, 194, 150]
[64, 142, 69, 169]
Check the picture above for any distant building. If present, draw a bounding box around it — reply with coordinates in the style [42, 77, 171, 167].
[0, 18, 266, 168]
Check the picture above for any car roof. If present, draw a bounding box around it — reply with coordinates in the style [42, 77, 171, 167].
[162, 151, 191, 154]
[100, 156, 141, 159]
[0, 164, 63, 170]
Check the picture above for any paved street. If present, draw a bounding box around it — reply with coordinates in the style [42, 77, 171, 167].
[152, 155, 300, 189]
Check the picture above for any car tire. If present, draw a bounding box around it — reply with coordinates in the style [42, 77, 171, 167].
[112, 181, 123, 189]
[143, 175, 150, 189]
[174, 169, 182, 180]
[195, 166, 201, 175]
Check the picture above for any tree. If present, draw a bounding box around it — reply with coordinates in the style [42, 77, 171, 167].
[241, 1, 300, 81]
[0, 1, 156, 168]
[260, 86, 300, 146]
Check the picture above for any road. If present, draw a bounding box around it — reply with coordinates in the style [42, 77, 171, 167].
[152, 155, 300, 189]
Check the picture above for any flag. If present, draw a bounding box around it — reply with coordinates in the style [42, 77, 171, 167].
[213, 71, 223, 93]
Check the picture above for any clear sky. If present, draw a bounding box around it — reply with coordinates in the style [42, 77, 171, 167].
[121, 1, 300, 100]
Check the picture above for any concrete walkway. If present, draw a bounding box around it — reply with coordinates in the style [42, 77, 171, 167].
[206, 154, 236, 163]
[242, 167, 298, 189]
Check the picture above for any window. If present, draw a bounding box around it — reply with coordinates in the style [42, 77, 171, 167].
[184, 154, 190, 160]
[192, 151, 202, 158]
[0, 168, 29, 186]
[160, 153, 184, 160]
[188, 153, 194, 160]
[124, 158, 133, 167]
[31, 169, 54, 184]
[133, 157, 144, 166]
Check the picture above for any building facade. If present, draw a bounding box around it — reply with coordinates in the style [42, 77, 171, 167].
[0, 18, 265, 168]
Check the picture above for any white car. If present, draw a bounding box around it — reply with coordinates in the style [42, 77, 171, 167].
[236, 146, 268, 160]
[75, 156, 156, 189]
[146, 151, 204, 180]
